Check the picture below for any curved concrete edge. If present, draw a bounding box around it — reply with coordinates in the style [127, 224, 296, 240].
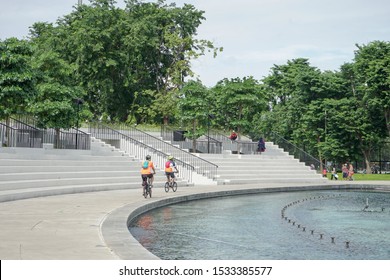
[101, 183, 389, 260]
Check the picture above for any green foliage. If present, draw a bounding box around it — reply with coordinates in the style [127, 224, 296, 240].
[0, 38, 35, 118]
[211, 76, 266, 137]
[352, 173, 390, 181]
[27, 0, 219, 123]
[178, 80, 209, 122]
[29, 41, 88, 129]
[258, 43, 389, 173]
[353, 41, 390, 136]
[177, 80, 210, 151]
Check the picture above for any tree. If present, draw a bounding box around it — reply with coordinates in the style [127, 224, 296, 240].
[177, 80, 210, 152]
[211, 77, 265, 137]
[0, 38, 34, 120]
[261, 59, 324, 139]
[29, 39, 87, 147]
[353, 41, 390, 137]
[29, 0, 220, 124]
[0, 38, 34, 146]
[262, 55, 387, 173]
[124, 0, 221, 124]
[295, 98, 357, 170]
[48, 0, 133, 121]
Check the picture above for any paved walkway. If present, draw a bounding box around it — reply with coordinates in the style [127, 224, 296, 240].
[0, 180, 389, 260]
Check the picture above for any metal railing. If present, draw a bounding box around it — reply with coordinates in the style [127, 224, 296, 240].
[114, 124, 219, 180]
[268, 132, 321, 169]
[88, 123, 193, 183]
[192, 137, 223, 154]
[1, 122, 43, 148]
[207, 130, 259, 154]
[0, 116, 91, 150]
[42, 128, 91, 150]
[88, 122, 219, 183]
[161, 125, 223, 154]
[236, 141, 259, 154]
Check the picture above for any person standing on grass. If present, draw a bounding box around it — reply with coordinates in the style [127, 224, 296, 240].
[331, 165, 338, 180]
[342, 164, 349, 180]
[322, 168, 327, 178]
[348, 163, 354, 181]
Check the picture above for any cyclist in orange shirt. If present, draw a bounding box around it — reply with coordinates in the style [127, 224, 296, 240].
[140, 155, 156, 193]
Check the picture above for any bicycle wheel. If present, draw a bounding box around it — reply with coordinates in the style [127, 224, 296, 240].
[172, 182, 177, 192]
[143, 186, 148, 198]
[164, 182, 170, 192]
[148, 185, 152, 198]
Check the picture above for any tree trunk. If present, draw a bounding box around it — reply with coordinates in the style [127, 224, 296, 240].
[385, 108, 390, 137]
[317, 136, 324, 172]
[163, 116, 169, 125]
[362, 149, 372, 174]
[55, 128, 61, 149]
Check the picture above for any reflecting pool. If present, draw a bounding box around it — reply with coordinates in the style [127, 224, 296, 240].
[129, 190, 390, 259]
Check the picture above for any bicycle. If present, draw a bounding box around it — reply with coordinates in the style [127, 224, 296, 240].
[143, 177, 152, 198]
[164, 180, 177, 192]
[164, 171, 178, 192]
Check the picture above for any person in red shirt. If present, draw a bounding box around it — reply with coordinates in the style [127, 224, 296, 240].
[165, 155, 178, 184]
[229, 130, 237, 141]
[322, 168, 327, 178]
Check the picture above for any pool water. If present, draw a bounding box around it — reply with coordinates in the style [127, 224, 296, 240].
[129, 190, 390, 260]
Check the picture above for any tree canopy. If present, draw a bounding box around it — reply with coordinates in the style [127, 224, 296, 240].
[28, 0, 219, 122]
[0, 38, 34, 119]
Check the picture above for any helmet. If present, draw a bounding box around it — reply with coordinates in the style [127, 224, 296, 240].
[168, 155, 174, 160]
[146, 155, 151, 160]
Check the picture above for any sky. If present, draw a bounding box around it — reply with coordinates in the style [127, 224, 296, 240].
[1, 0, 389, 87]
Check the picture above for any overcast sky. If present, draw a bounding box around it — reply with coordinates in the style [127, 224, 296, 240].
[1, 0, 389, 86]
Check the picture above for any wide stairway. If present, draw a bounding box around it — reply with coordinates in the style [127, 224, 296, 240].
[0, 138, 175, 203]
[1, 134, 326, 202]
[198, 141, 325, 185]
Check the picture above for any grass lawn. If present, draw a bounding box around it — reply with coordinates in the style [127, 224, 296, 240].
[329, 173, 390, 181]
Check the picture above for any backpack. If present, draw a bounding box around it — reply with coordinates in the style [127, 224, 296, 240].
[165, 161, 171, 168]
[142, 161, 149, 169]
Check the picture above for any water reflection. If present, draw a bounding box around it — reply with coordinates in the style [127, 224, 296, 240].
[129, 190, 390, 260]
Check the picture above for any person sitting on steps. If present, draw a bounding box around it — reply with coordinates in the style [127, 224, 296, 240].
[229, 130, 238, 141]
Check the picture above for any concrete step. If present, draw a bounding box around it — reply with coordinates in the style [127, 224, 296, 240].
[0, 152, 133, 160]
[211, 161, 310, 167]
[0, 170, 145, 181]
[216, 169, 319, 175]
[0, 176, 149, 189]
[0, 179, 191, 203]
[197, 145, 324, 185]
[217, 177, 327, 185]
[215, 173, 322, 180]
[0, 173, 187, 190]
[0, 165, 136, 173]
[0, 134, 194, 203]
[0, 158, 136, 166]
[214, 163, 317, 172]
